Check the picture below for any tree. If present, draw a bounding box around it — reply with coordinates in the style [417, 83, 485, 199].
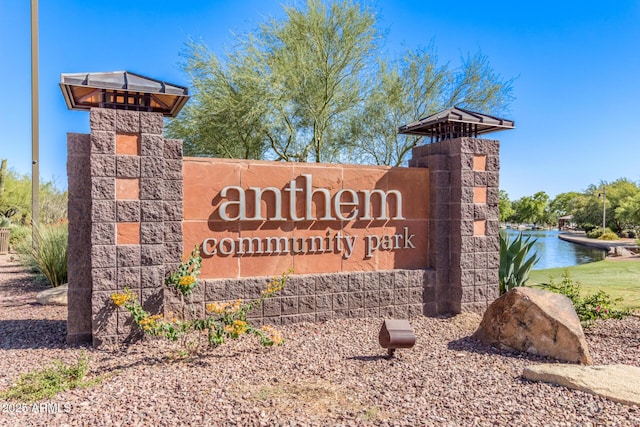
[168, 0, 513, 165]
[346, 48, 513, 166]
[549, 191, 582, 218]
[0, 164, 67, 224]
[511, 191, 550, 225]
[499, 190, 514, 222]
[573, 179, 639, 233]
[616, 192, 640, 233]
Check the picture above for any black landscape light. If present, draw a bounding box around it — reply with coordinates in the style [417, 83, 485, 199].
[379, 319, 416, 358]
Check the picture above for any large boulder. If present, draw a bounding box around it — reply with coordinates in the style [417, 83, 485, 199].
[35, 283, 68, 306]
[472, 287, 593, 364]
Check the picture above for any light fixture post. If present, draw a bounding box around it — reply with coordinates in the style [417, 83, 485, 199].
[31, 0, 40, 241]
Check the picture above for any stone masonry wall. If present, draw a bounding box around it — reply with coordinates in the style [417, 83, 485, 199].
[409, 137, 500, 314]
[68, 118, 499, 345]
[187, 269, 435, 326]
[66, 108, 183, 346]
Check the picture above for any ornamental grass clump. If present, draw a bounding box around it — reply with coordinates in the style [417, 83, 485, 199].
[112, 247, 290, 351]
[17, 223, 68, 287]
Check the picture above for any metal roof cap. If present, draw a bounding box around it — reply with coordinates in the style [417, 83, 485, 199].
[60, 71, 189, 117]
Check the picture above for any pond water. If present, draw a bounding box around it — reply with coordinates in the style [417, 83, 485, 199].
[503, 229, 606, 270]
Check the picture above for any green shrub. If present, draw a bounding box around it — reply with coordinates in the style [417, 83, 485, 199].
[586, 227, 618, 239]
[499, 232, 540, 295]
[535, 270, 630, 328]
[598, 231, 619, 240]
[8, 224, 30, 249]
[0, 354, 99, 402]
[18, 224, 68, 287]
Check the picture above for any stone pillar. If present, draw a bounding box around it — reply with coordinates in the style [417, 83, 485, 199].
[66, 108, 184, 346]
[67, 133, 92, 343]
[409, 137, 500, 314]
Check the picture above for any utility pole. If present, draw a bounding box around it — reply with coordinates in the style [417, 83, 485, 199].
[601, 182, 606, 232]
[31, 0, 40, 240]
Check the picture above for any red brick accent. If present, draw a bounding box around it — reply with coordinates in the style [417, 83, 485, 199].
[473, 220, 487, 236]
[474, 186, 487, 204]
[473, 154, 487, 171]
[117, 222, 141, 245]
[116, 133, 140, 155]
[116, 178, 140, 200]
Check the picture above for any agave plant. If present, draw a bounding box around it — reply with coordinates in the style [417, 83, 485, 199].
[499, 232, 540, 295]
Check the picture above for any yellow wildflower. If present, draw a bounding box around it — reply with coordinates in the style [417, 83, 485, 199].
[230, 299, 242, 312]
[206, 302, 228, 315]
[233, 320, 248, 335]
[261, 325, 284, 345]
[111, 293, 130, 307]
[223, 324, 235, 335]
[178, 275, 196, 287]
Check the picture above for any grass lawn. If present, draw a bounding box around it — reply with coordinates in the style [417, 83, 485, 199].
[529, 259, 640, 311]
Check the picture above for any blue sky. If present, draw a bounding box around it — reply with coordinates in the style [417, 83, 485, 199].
[1, 0, 639, 200]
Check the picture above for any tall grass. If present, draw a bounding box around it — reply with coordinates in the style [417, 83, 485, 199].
[18, 224, 68, 287]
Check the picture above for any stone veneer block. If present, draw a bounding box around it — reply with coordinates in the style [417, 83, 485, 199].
[91, 177, 115, 200]
[164, 139, 183, 159]
[90, 108, 116, 131]
[140, 113, 164, 135]
[116, 134, 140, 155]
[116, 178, 140, 200]
[141, 134, 164, 157]
[140, 178, 164, 200]
[116, 155, 141, 178]
[90, 155, 116, 177]
[141, 156, 164, 178]
[117, 200, 141, 222]
[90, 131, 116, 154]
[117, 222, 141, 245]
[116, 110, 140, 133]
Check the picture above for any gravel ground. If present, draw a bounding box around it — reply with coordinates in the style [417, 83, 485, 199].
[1, 254, 639, 426]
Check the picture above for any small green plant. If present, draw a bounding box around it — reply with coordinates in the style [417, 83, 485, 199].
[165, 245, 202, 297]
[499, 232, 540, 294]
[17, 223, 68, 287]
[0, 354, 99, 402]
[112, 249, 289, 352]
[586, 227, 619, 240]
[0, 215, 10, 228]
[535, 270, 631, 327]
[598, 231, 619, 240]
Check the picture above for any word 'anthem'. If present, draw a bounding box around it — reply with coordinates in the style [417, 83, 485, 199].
[217, 174, 405, 222]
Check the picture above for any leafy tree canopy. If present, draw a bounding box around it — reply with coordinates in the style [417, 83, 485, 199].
[0, 161, 67, 224]
[504, 178, 640, 233]
[167, 0, 514, 165]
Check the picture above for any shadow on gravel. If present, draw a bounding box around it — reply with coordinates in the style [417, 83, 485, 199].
[0, 319, 68, 350]
[346, 355, 388, 362]
[0, 274, 49, 299]
[447, 336, 556, 363]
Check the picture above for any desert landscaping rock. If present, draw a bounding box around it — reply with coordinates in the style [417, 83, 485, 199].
[1, 255, 639, 426]
[523, 364, 640, 407]
[473, 287, 593, 364]
[35, 283, 68, 306]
